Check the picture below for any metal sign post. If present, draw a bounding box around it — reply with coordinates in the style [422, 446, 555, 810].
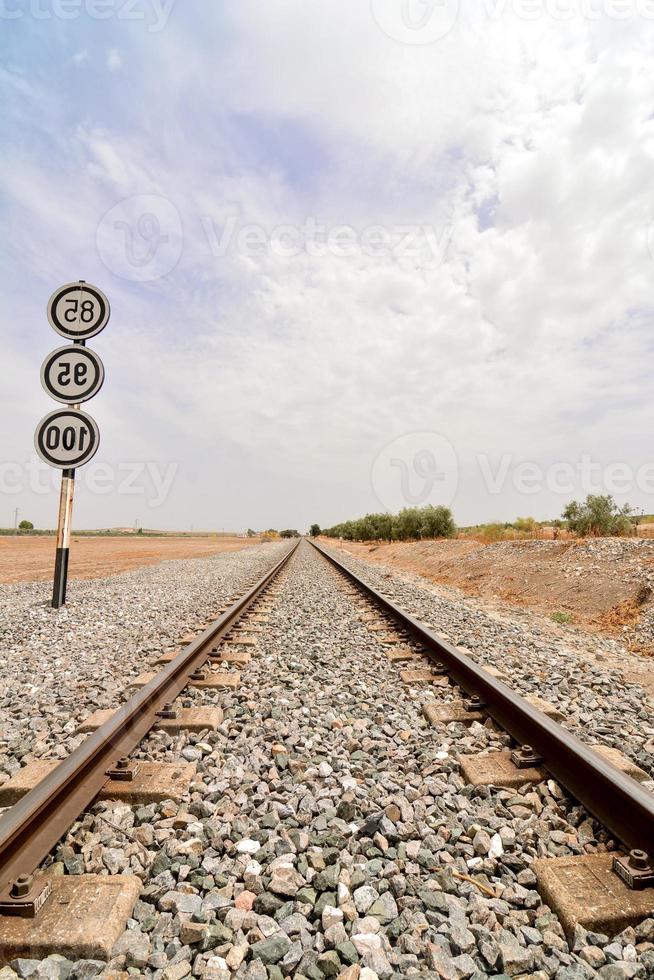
[36, 281, 110, 608]
[52, 466, 75, 608]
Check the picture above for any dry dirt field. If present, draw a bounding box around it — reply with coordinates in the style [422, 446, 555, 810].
[0, 535, 263, 583]
[329, 536, 654, 651]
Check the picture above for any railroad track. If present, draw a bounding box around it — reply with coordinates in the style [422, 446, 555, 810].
[1, 537, 653, 976]
[309, 539, 654, 881]
[0, 541, 300, 923]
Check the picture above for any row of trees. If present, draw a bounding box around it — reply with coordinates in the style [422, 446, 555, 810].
[249, 528, 300, 539]
[316, 495, 644, 544]
[321, 505, 456, 543]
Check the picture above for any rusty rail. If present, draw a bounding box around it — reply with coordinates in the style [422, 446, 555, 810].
[0, 539, 300, 906]
[310, 539, 654, 869]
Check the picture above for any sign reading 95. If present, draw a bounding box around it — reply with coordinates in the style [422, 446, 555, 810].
[47, 282, 110, 341]
[40, 345, 105, 404]
[34, 409, 100, 469]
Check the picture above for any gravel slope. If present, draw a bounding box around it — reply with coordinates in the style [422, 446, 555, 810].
[1, 541, 653, 979]
[333, 538, 654, 654]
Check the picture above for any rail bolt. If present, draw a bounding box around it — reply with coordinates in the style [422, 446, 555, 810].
[190, 669, 206, 681]
[115, 757, 129, 769]
[613, 848, 654, 889]
[629, 849, 650, 870]
[10, 875, 33, 898]
[510, 743, 543, 769]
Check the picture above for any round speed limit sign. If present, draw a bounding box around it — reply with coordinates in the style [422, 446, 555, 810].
[34, 408, 100, 469]
[47, 281, 110, 341]
[40, 345, 105, 404]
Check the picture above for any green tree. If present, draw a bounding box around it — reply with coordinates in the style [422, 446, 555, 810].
[375, 512, 394, 542]
[562, 494, 634, 537]
[280, 529, 300, 538]
[395, 507, 422, 540]
[419, 505, 457, 539]
[18, 520, 34, 531]
[309, 524, 321, 537]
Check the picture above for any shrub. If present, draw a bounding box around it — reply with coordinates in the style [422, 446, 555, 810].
[513, 516, 536, 534]
[562, 494, 635, 537]
[18, 520, 34, 531]
[478, 522, 507, 542]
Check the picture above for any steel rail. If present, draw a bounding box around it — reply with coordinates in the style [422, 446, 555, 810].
[0, 540, 300, 899]
[310, 539, 654, 858]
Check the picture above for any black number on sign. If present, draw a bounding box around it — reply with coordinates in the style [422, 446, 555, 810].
[43, 424, 89, 455]
[45, 426, 60, 450]
[74, 362, 88, 385]
[64, 300, 78, 322]
[80, 300, 95, 322]
[63, 299, 95, 324]
[57, 362, 71, 386]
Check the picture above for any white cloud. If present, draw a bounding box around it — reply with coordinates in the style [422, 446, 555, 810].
[2, 5, 654, 531]
[106, 49, 123, 72]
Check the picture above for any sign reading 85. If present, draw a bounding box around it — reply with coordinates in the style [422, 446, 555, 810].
[47, 282, 111, 341]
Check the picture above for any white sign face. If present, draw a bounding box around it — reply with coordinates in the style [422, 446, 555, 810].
[40, 345, 105, 404]
[34, 408, 100, 469]
[47, 282, 110, 341]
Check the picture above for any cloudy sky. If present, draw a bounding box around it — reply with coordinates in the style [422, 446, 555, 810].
[2, 1, 654, 532]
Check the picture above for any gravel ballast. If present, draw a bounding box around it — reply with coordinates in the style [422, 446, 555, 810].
[324, 542, 654, 785]
[0, 542, 289, 773]
[1, 540, 653, 978]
